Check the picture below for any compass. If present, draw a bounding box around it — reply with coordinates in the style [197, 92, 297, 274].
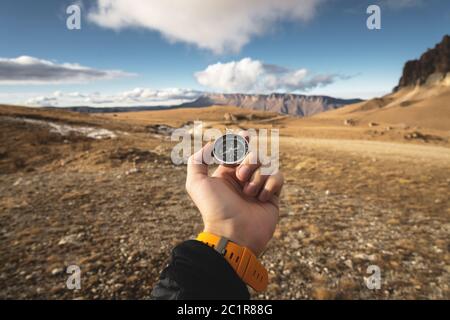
[212, 134, 249, 165]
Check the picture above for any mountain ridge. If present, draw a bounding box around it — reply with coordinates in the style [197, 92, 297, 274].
[48, 93, 363, 116]
[180, 93, 363, 116]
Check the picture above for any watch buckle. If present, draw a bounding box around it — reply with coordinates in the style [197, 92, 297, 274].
[215, 236, 229, 255]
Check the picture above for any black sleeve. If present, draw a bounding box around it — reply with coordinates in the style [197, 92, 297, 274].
[151, 240, 250, 300]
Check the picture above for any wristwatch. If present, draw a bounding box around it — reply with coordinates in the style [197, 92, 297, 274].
[196, 232, 268, 292]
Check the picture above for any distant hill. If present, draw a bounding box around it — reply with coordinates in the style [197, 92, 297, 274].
[52, 93, 363, 117]
[45, 104, 206, 114]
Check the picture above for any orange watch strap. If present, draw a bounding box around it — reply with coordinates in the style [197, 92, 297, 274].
[196, 232, 268, 292]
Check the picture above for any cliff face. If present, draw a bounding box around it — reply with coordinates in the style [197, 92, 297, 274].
[182, 93, 363, 117]
[395, 35, 450, 91]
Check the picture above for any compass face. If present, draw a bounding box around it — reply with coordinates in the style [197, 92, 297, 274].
[213, 134, 249, 165]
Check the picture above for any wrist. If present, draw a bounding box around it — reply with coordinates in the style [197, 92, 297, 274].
[203, 224, 263, 256]
[196, 231, 269, 292]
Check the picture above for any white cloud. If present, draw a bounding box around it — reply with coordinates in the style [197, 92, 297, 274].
[120, 87, 201, 101]
[195, 57, 345, 93]
[0, 56, 135, 85]
[23, 88, 202, 107]
[88, 0, 322, 53]
[25, 96, 59, 107]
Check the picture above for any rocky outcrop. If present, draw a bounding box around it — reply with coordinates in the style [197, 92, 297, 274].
[395, 35, 450, 91]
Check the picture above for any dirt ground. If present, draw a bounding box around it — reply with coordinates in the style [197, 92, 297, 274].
[0, 105, 449, 299]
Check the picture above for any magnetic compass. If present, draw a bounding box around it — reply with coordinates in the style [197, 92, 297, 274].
[212, 134, 249, 165]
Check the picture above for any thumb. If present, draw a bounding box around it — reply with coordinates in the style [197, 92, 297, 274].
[186, 142, 214, 183]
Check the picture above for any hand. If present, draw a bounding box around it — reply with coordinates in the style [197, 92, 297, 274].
[186, 140, 284, 256]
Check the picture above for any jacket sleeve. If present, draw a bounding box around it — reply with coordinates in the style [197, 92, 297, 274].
[151, 240, 250, 300]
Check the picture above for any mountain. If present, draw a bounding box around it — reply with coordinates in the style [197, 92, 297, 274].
[316, 35, 450, 131]
[45, 104, 206, 114]
[49, 93, 363, 116]
[394, 35, 450, 91]
[180, 93, 363, 116]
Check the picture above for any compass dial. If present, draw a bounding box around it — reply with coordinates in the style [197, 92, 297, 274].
[213, 134, 249, 165]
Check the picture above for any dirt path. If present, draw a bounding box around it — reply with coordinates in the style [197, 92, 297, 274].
[283, 137, 450, 164]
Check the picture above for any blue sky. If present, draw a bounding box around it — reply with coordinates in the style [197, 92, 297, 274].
[0, 0, 448, 106]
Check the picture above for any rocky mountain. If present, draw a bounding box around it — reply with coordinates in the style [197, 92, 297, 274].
[395, 35, 450, 91]
[52, 93, 363, 117]
[180, 93, 363, 117]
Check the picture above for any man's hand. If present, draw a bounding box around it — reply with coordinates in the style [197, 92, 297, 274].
[186, 140, 284, 256]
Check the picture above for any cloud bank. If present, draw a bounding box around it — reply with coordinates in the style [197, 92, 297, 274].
[26, 95, 59, 107]
[24, 88, 202, 107]
[0, 56, 134, 84]
[195, 58, 346, 93]
[88, 0, 322, 53]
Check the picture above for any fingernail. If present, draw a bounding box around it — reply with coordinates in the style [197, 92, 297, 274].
[244, 182, 258, 196]
[258, 190, 269, 202]
[238, 166, 251, 181]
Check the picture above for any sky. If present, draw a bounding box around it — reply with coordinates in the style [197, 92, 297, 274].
[0, 0, 448, 107]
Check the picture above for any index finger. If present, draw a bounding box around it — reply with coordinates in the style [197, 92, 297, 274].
[236, 132, 260, 182]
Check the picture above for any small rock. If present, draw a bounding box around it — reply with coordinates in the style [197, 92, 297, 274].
[125, 168, 139, 175]
[224, 113, 237, 123]
[58, 234, 79, 246]
[344, 119, 355, 126]
[13, 178, 23, 186]
[51, 268, 63, 275]
[344, 259, 353, 269]
[291, 239, 301, 250]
